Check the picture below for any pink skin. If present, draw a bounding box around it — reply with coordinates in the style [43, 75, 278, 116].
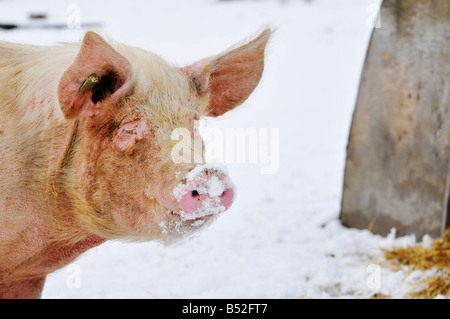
[113, 118, 149, 152]
[0, 29, 271, 298]
[178, 173, 235, 219]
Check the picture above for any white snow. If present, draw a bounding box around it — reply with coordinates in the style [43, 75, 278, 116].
[175, 165, 233, 221]
[173, 163, 232, 202]
[185, 164, 229, 184]
[204, 176, 225, 198]
[0, 0, 437, 299]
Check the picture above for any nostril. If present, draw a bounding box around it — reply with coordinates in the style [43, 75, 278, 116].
[177, 178, 235, 218]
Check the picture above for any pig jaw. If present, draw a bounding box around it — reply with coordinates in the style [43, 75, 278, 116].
[64, 118, 221, 242]
[69, 144, 236, 242]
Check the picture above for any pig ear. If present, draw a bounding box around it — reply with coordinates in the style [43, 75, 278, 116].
[58, 32, 133, 120]
[181, 28, 271, 117]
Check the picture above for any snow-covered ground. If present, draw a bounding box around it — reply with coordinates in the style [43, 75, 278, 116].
[0, 0, 432, 298]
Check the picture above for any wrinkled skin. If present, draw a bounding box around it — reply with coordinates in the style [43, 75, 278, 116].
[0, 29, 271, 298]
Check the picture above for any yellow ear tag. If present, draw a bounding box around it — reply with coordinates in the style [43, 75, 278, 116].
[79, 74, 99, 93]
[125, 129, 137, 134]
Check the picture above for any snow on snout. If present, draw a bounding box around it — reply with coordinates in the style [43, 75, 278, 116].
[173, 163, 232, 200]
[173, 164, 236, 221]
[201, 176, 226, 197]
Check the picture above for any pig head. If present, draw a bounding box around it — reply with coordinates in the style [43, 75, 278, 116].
[0, 28, 271, 298]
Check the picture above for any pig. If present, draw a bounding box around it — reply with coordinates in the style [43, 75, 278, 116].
[0, 28, 271, 298]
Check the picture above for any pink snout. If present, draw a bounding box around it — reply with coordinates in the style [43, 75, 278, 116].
[177, 169, 235, 220]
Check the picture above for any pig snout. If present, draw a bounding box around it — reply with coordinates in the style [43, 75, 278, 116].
[179, 178, 235, 215]
[175, 166, 235, 221]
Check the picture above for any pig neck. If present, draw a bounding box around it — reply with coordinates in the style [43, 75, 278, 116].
[0, 43, 106, 280]
[45, 118, 106, 245]
[3, 118, 109, 283]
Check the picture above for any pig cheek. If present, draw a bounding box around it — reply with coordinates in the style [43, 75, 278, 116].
[106, 184, 163, 237]
[112, 203, 157, 236]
